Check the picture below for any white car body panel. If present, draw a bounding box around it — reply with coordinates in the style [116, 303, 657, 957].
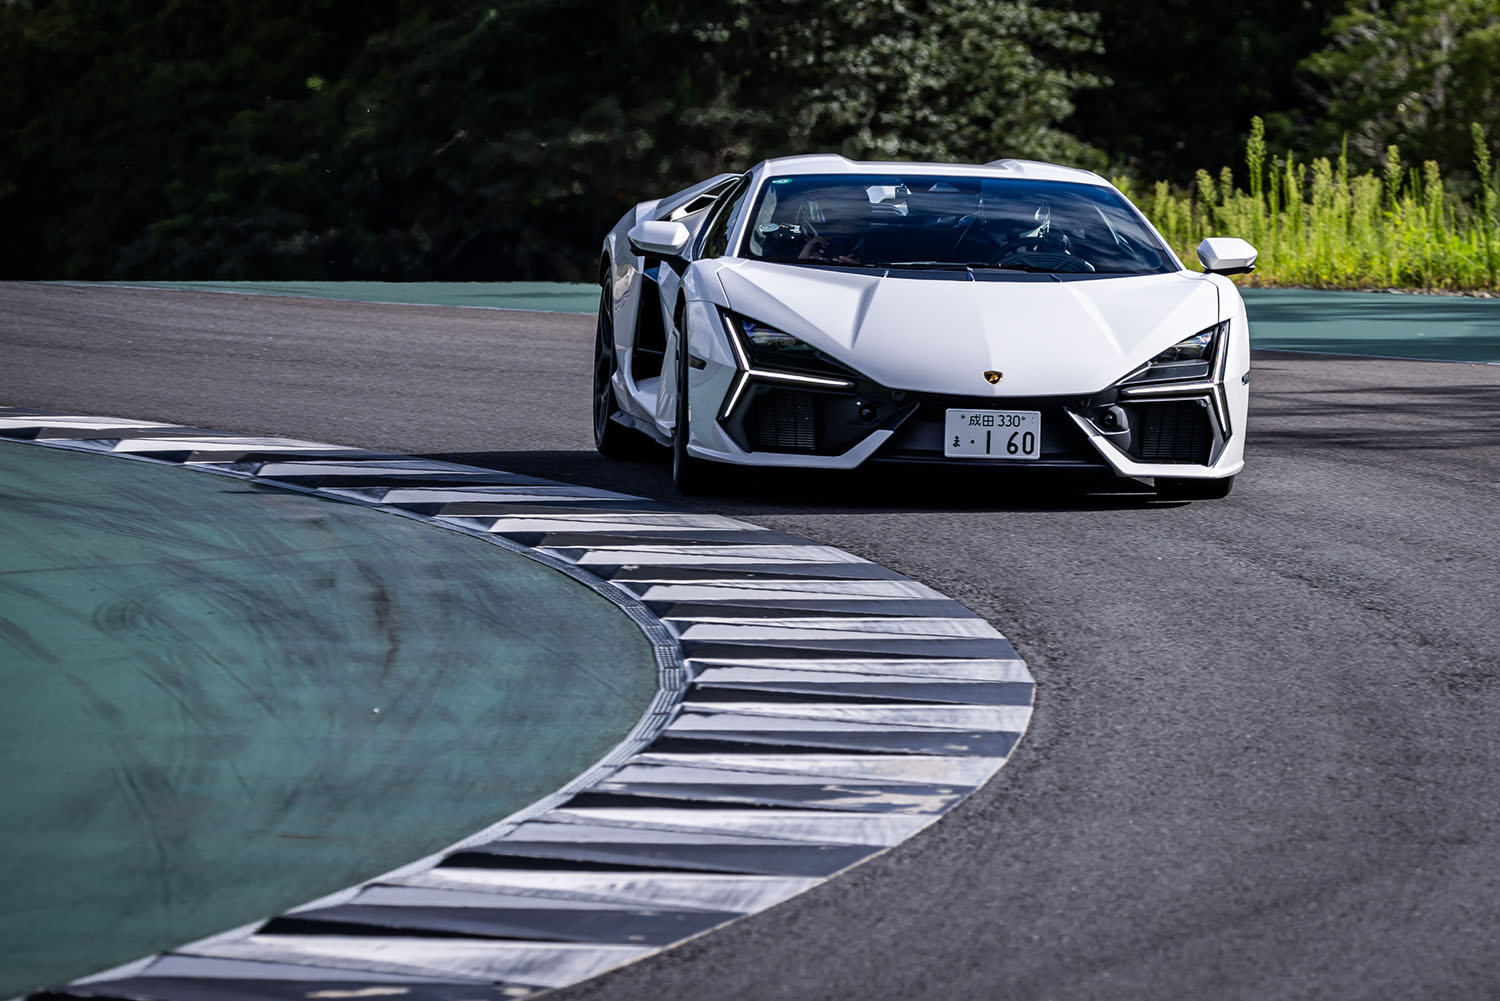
[596, 155, 1252, 489]
[690, 428, 897, 469]
[713, 261, 1222, 397]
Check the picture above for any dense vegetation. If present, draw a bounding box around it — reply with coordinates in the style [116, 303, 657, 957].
[2, 0, 1497, 288]
[1131, 119, 1500, 291]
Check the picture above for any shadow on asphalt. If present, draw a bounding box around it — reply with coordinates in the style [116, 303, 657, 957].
[1249, 374, 1500, 452]
[1252, 424, 1499, 452]
[416, 448, 1167, 515]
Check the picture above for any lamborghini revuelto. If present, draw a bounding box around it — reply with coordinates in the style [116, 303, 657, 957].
[593, 155, 1258, 498]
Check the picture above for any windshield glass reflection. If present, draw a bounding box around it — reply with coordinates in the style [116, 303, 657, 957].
[742, 174, 1175, 275]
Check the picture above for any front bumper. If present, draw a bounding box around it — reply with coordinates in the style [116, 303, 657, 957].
[692, 380, 1243, 479]
[683, 302, 1247, 479]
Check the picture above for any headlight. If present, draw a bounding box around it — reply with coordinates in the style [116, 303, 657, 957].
[723, 312, 855, 381]
[1125, 320, 1228, 384]
[741, 317, 822, 359]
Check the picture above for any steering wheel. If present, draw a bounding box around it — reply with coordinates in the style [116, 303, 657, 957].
[947, 214, 984, 256]
[989, 239, 1033, 260]
[794, 201, 821, 238]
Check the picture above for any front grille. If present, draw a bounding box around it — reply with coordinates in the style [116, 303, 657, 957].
[747, 389, 817, 452]
[1135, 401, 1213, 463]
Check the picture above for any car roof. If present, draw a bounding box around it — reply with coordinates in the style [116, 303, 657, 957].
[756, 154, 1110, 187]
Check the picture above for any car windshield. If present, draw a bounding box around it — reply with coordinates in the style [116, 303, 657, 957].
[740, 173, 1175, 275]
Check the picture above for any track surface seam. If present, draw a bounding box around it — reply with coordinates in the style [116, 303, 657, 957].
[2, 407, 1033, 1000]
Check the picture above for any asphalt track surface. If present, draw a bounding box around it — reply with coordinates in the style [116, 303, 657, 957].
[4, 281, 1500, 1000]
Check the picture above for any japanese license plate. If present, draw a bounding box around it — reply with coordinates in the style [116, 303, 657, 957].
[944, 409, 1042, 459]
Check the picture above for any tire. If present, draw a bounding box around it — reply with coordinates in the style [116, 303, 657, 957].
[593, 279, 654, 459]
[671, 311, 720, 495]
[1156, 474, 1235, 500]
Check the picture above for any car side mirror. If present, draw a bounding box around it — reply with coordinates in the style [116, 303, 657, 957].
[1197, 237, 1258, 276]
[628, 220, 692, 258]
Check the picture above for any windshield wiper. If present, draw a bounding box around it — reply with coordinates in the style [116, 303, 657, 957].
[884, 261, 1065, 274]
[971, 263, 1064, 274]
[773, 258, 885, 270]
[880, 261, 982, 269]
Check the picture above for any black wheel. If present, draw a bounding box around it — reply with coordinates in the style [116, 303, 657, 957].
[593, 279, 653, 459]
[1156, 474, 1235, 500]
[671, 312, 720, 495]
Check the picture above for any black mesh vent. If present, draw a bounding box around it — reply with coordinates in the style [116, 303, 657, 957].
[748, 390, 817, 452]
[1135, 400, 1213, 463]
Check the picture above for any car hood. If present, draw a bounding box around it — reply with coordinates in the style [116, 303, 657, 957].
[714, 260, 1221, 397]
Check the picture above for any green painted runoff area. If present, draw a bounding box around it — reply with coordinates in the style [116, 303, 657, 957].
[97, 280, 602, 314]
[1239, 288, 1500, 363]
[0, 442, 655, 996]
[74, 281, 1500, 363]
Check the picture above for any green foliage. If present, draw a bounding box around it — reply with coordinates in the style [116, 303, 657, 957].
[0, 0, 403, 278]
[1069, 0, 1344, 179]
[1301, 0, 1500, 172]
[3, 0, 1494, 286]
[1144, 117, 1500, 291]
[696, 0, 1104, 167]
[0, 0, 1104, 280]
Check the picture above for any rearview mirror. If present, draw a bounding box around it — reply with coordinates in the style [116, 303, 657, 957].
[628, 220, 692, 258]
[1197, 237, 1258, 276]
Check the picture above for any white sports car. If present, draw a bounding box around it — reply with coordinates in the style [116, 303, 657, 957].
[594, 155, 1257, 498]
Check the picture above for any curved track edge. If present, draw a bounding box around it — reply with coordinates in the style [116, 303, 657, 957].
[1, 407, 1033, 1001]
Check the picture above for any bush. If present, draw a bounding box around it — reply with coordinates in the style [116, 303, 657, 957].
[1131, 117, 1500, 291]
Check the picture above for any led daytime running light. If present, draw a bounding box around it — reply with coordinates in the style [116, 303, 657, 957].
[719, 313, 854, 421]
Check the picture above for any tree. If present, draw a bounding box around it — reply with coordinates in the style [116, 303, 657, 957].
[1301, 0, 1500, 171]
[0, 0, 400, 278]
[1066, 0, 1342, 181]
[0, 0, 1107, 280]
[701, 0, 1105, 167]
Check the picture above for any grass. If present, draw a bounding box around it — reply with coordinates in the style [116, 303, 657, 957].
[1119, 119, 1500, 293]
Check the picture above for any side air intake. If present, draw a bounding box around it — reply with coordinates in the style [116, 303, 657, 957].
[747, 390, 817, 452]
[1134, 400, 1213, 463]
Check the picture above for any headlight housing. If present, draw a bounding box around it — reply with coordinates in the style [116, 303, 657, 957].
[741, 317, 823, 360]
[723, 312, 856, 380]
[1125, 320, 1229, 385]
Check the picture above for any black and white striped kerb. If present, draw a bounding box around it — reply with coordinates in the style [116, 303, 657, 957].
[1, 407, 1033, 1001]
